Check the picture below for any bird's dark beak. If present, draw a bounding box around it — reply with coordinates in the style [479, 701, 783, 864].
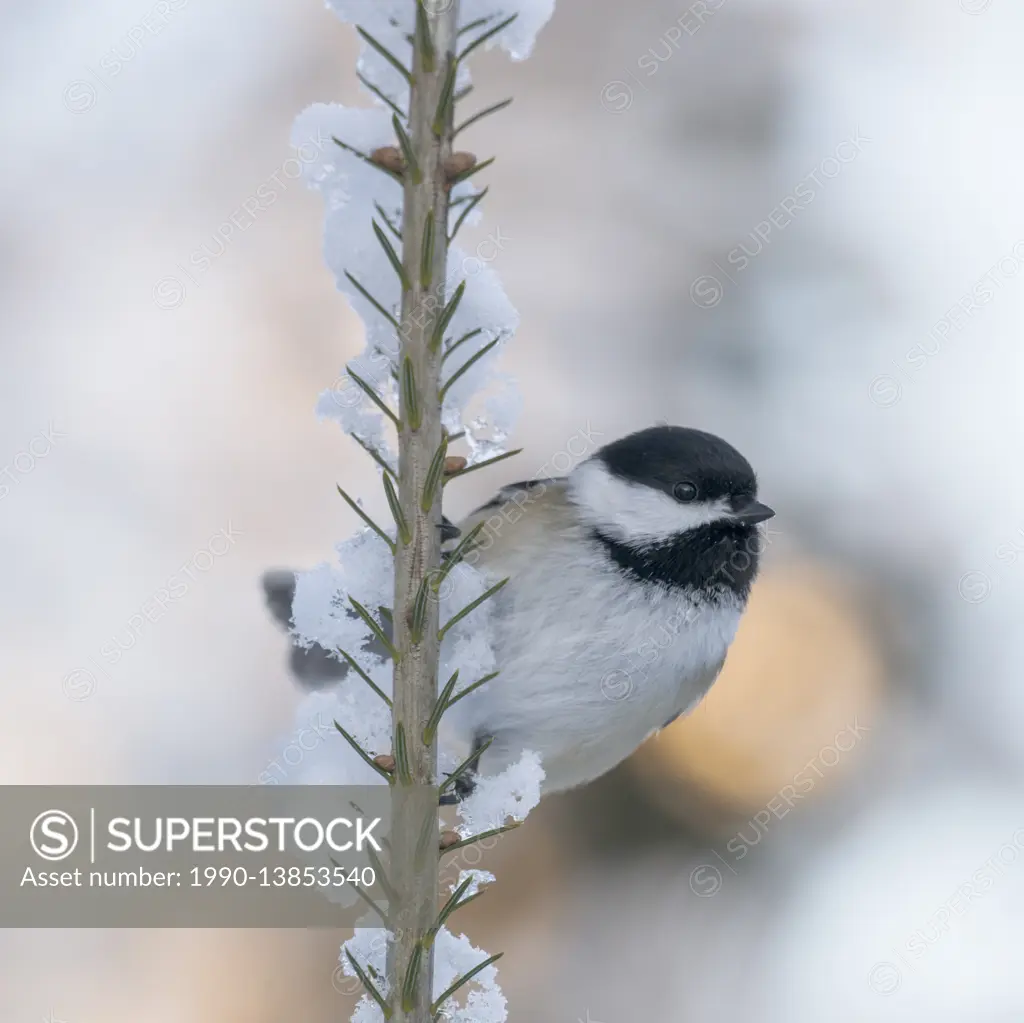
[733, 500, 775, 524]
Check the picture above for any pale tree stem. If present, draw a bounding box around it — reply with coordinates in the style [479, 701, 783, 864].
[388, 1, 460, 1019]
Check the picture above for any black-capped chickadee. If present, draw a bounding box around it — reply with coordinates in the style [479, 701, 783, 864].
[263, 425, 773, 797]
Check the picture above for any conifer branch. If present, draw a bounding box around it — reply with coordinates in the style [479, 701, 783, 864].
[384, 4, 462, 1018]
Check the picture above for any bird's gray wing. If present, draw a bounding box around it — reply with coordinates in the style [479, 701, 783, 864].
[661, 653, 727, 730]
[467, 477, 563, 516]
[261, 569, 393, 689]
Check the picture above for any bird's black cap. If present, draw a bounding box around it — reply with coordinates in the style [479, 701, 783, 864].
[597, 425, 759, 508]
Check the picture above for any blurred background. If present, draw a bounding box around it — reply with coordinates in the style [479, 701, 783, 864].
[3, 0, 1024, 1019]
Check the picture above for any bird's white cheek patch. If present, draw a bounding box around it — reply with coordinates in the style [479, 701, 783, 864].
[568, 459, 730, 543]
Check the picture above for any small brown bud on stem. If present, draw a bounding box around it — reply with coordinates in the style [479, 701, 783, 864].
[371, 146, 405, 174]
[443, 151, 477, 181]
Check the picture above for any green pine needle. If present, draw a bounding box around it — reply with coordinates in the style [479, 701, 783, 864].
[393, 114, 421, 184]
[401, 357, 421, 431]
[351, 433, 397, 481]
[373, 220, 410, 290]
[439, 820, 521, 857]
[443, 327, 484, 363]
[336, 646, 393, 707]
[382, 473, 412, 546]
[401, 942, 424, 1012]
[440, 736, 493, 795]
[447, 155, 495, 189]
[333, 720, 394, 785]
[345, 949, 393, 1019]
[457, 15, 493, 37]
[356, 72, 406, 121]
[439, 335, 499, 401]
[420, 435, 448, 513]
[433, 60, 458, 136]
[393, 722, 412, 783]
[344, 270, 400, 332]
[455, 98, 513, 138]
[357, 26, 413, 84]
[431, 953, 504, 1014]
[432, 520, 486, 586]
[458, 13, 518, 62]
[346, 366, 400, 428]
[443, 670, 499, 711]
[336, 484, 395, 554]
[409, 577, 431, 645]
[430, 281, 466, 353]
[348, 596, 400, 661]
[426, 875, 474, 946]
[374, 203, 403, 240]
[364, 842, 399, 905]
[423, 669, 459, 745]
[448, 187, 488, 244]
[420, 210, 435, 289]
[342, 864, 390, 925]
[331, 135, 404, 185]
[443, 448, 522, 483]
[414, 0, 435, 72]
[438, 577, 509, 639]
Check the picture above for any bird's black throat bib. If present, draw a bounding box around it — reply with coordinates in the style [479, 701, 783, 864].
[594, 521, 763, 600]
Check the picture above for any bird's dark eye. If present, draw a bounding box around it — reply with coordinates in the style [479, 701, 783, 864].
[673, 481, 698, 503]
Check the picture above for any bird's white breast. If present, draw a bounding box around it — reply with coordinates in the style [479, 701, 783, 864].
[449, 486, 744, 793]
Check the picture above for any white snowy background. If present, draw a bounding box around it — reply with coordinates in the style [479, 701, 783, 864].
[2, 0, 1023, 1020]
